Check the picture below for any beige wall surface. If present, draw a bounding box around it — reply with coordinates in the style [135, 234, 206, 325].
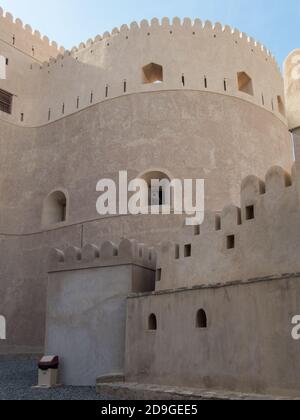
[126, 275, 300, 397]
[0, 11, 296, 355]
[46, 266, 132, 386]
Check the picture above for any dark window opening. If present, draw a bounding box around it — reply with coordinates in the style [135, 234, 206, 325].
[148, 314, 157, 331]
[227, 235, 235, 250]
[77, 97, 80, 109]
[204, 76, 208, 89]
[48, 108, 51, 121]
[90, 92, 93, 104]
[194, 225, 201, 236]
[20, 113, 24, 122]
[105, 85, 109, 98]
[5, 58, 8, 66]
[224, 79, 227, 91]
[0, 89, 13, 114]
[215, 215, 221, 231]
[123, 80, 127, 93]
[196, 309, 208, 329]
[62, 103, 65, 115]
[182, 74, 185, 87]
[245, 205, 255, 220]
[184, 244, 192, 258]
[156, 269, 162, 282]
[175, 245, 180, 260]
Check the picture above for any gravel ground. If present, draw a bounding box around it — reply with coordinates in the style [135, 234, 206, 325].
[0, 359, 114, 400]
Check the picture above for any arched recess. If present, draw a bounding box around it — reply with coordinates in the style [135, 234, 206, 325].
[138, 169, 172, 206]
[42, 190, 68, 226]
[196, 309, 208, 329]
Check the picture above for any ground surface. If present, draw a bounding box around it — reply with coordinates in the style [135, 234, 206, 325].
[0, 359, 114, 400]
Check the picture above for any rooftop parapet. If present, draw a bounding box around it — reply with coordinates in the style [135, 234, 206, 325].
[49, 239, 157, 272]
[0, 7, 63, 62]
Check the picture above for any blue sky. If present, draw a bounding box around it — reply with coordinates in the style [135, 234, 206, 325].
[0, 0, 299, 65]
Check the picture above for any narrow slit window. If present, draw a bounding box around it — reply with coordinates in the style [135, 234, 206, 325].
[105, 85, 109, 98]
[277, 96, 285, 116]
[156, 269, 162, 282]
[20, 113, 24, 122]
[224, 79, 227, 92]
[77, 97, 80, 109]
[62, 103, 65, 115]
[175, 245, 180, 260]
[48, 108, 51, 121]
[215, 215, 221, 231]
[90, 92, 93, 104]
[182, 74, 185, 87]
[204, 76, 208, 89]
[123, 80, 127, 93]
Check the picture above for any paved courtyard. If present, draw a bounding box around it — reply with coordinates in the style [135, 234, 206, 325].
[0, 359, 114, 400]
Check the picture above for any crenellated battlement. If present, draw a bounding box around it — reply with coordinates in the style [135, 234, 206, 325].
[0, 7, 63, 62]
[0, 13, 286, 126]
[156, 163, 300, 290]
[40, 17, 278, 69]
[49, 239, 157, 272]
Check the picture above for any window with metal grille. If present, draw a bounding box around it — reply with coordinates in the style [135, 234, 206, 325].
[0, 89, 13, 114]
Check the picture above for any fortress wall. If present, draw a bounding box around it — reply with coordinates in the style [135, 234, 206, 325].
[0, 91, 293, 235]
[0, 7, 62, 63]
[0, 85, 293, 353]
[1, 18, 287, 126]
[156, 165, 300, 290]
[126, 275, 300, 396]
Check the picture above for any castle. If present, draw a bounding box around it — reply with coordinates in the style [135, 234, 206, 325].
[1, 6, 300, 397]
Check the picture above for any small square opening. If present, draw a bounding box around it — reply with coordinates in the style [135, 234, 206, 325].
[143, 63, 163, 84]
[194, 225, 200, 236]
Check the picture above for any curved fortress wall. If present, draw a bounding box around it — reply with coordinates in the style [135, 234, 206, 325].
[0, 11, 295, 353]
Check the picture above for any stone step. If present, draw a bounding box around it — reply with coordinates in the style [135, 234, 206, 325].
[96, 382, 298, 400]
[96, 373, 125, 385]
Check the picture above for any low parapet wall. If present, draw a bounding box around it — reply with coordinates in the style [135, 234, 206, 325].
[156, 165, 300, 290]
[46, 239, 156, 385]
